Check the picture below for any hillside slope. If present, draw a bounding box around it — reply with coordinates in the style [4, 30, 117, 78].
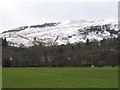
[0, 18, 119, 47]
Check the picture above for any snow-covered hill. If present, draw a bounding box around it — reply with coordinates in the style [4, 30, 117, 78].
[0, 18, 119, 47]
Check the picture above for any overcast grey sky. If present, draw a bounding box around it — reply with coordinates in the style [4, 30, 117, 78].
[0, 0, 118, 32]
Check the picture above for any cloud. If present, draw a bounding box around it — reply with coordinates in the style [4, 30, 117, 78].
[0, 0, 118, 33]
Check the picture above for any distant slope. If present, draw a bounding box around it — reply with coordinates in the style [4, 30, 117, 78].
[0, 18, 119, 47]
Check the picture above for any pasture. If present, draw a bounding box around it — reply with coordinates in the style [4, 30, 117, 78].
[2, 67, 118, 88]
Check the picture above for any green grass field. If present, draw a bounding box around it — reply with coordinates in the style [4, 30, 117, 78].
[0, 68, 2, 89]
[2, 67, 118, 88]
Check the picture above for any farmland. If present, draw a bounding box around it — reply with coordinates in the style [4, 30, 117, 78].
[2, 67, 118, 88]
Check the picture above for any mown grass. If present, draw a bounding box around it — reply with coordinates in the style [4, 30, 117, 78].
[2, 67, 118, 88]
[0, 68, 2, 89]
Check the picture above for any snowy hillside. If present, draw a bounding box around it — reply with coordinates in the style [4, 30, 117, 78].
[0, 18, 119, 47]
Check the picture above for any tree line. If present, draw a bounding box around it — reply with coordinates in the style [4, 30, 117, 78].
[2, 37, 120, 67]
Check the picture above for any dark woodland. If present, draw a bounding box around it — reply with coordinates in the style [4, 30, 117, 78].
[1, 36, 120, 67]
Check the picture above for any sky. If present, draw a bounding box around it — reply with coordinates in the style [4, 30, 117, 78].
[0, 0, 119, 33]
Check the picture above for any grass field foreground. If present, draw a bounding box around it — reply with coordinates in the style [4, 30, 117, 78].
[2, 67, 118, 88]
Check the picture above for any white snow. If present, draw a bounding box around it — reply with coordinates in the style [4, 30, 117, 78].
[0, 18, 118, 47]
